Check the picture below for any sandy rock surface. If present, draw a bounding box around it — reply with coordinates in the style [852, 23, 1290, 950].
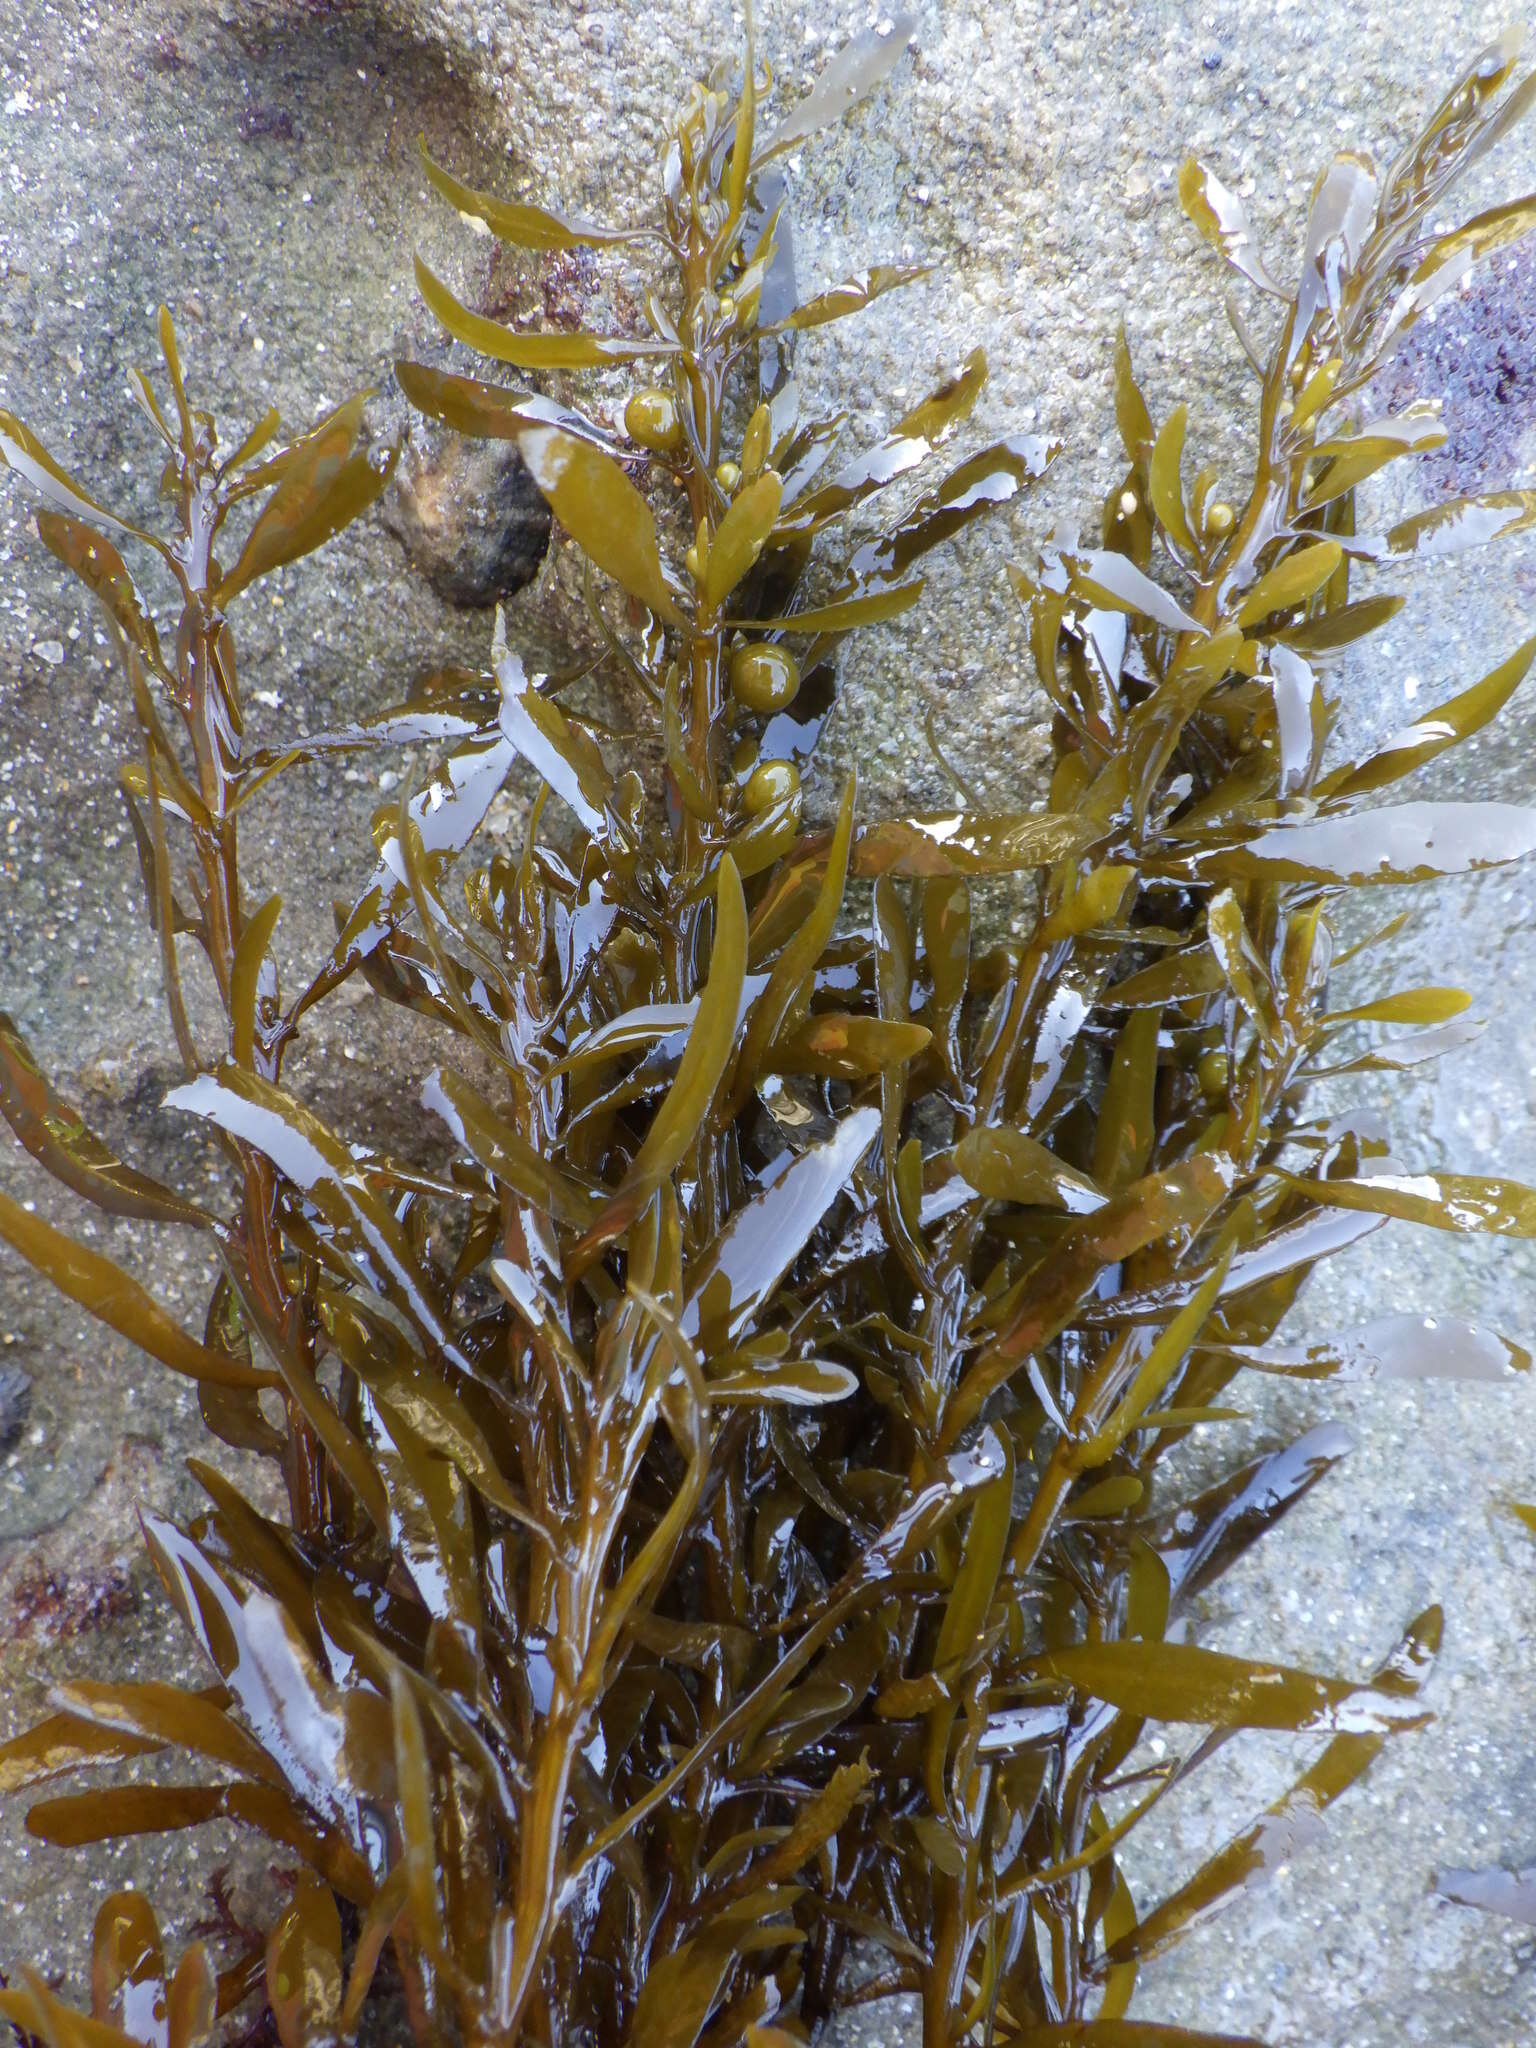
[1, 1, 1534, 2038]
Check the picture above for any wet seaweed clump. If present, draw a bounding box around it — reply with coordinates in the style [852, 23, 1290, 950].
[4, 15, 1536, 2047]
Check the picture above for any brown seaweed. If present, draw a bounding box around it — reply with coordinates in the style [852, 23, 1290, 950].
[2, 17, 1536, 2048]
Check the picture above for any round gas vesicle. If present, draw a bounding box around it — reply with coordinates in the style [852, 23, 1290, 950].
[1197, 1049, 1230, 1099]
[730, 642, 800, 714]
[625, 387, 683, 455]
[743, 759, 800, 815]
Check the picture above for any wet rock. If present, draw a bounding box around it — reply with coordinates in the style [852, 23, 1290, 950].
[0, 1438, 158, 1646]
[382, 427, 552, 608]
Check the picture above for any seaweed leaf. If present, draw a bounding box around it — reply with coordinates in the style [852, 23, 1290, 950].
[416, 255, 676, 370]
[0, 1017, 210, 1227]
[1114, 1611, 1442, 1964]
[758, 15, 916, 158]
[0, 409, 151, 542]
[1024, 1637, 1430, 1733]
[515, 425, 686, 624]
[394, 359, 624, 451]
[1278, 1167, 1536, 1235]
[0, 1187, 271, 1389]
[780, 264, 932, 331]
[579, 857, 747, 1254]
[220, 396, 398, 602]
[420, 139, 643, 250]
[1178, 160, 1284, 295]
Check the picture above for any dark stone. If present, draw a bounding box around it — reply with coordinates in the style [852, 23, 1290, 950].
[238, 102, 298, 140]
[0, 1365, 33, 1453]
[383, 431, 553, 609]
